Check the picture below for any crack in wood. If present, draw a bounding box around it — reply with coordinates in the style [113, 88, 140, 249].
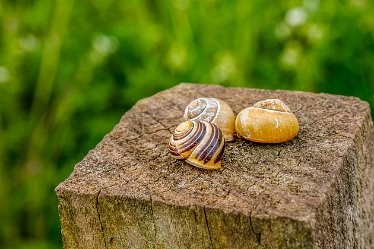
[203, 207, 214, 249]
[249, 208, 262, 245]
[149, 196, 158, 249]
[95, 190, 108, 249]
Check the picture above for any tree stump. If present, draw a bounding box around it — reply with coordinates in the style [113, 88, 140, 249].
[55, 83, 374, 249]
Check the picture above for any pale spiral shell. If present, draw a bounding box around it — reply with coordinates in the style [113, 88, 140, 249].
[168, 120, 225, 169]
[235, 99, 299, 143]
[183, 98, 235, 141]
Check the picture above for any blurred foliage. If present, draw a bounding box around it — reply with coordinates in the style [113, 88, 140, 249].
[0, 0, 373, 248]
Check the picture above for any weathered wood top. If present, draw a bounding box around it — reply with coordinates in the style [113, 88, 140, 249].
[56, 83, 372, 225]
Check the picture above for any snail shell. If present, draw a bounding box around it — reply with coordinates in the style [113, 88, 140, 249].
[183, 98, 235, 141]
[168, 120, 225, 169]
[235, 99, 299, 143]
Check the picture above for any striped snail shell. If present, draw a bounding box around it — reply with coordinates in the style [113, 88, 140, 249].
[183, 98, 235, 141]
[168, 120, 225, 170]
[235, 99, 299, 143]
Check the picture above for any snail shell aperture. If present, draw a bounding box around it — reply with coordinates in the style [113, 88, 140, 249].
[235, 99, 299, 143]
[183, 98, 235, 141]
[168, 120, 225, 169]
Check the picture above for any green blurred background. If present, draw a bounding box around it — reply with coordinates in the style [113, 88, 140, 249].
[0, 0, 373, 248]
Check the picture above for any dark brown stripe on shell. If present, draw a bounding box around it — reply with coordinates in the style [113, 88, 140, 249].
[179, 122, 206, 153]
[204, 126, 223, 164]
[196, 123, 217, 161]
[214, 142, 225, 163]
[168, 141, 180, 156]
[173, 122, 194, 140]
[179, 121, 202, 147]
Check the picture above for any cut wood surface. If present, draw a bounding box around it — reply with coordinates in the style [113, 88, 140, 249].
[56, 83, 374, 248]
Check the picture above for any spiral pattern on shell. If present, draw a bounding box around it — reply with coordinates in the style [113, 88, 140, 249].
[183, 98, 235, 141]
[235, 99, 299, 143]
[168, 120, 225, 169]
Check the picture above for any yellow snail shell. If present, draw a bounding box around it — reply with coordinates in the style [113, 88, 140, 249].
[235, 99, 299, 143]
[183, 98, 235, 141]
[168, 120, 225, 170]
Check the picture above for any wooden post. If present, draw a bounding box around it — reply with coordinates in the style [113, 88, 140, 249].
[55, 83, 374, 248]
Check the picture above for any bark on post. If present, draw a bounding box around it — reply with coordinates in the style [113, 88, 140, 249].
[55, 83, 374, 248]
